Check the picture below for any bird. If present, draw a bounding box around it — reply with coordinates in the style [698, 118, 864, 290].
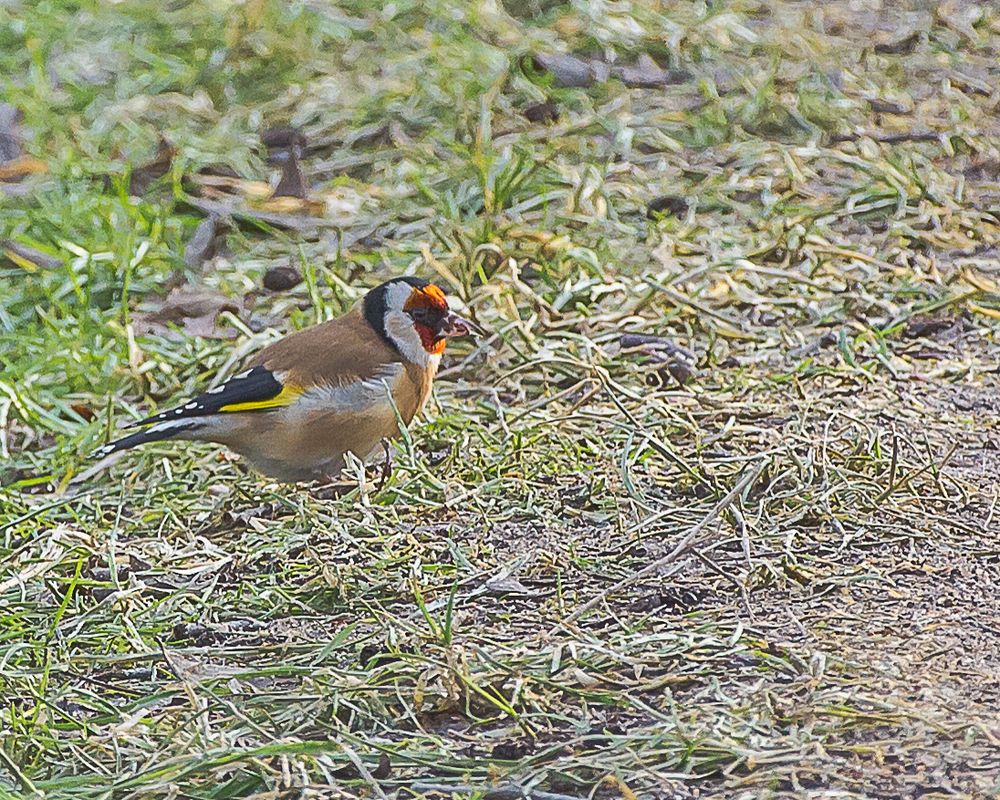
[92, 276, 471, 482]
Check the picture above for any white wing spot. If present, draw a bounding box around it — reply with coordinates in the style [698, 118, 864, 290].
[207, 385, 226, 394]
[233, 369, 252, 380]
[185, 402, 198, 409]
[175, 409, 184, 415]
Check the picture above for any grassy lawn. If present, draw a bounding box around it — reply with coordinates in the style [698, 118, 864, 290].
[3, 0, 1000, 797]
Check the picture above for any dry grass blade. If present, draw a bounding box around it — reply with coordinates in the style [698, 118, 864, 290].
[410, 783, 585, 800]
[555, 460, 767, 630]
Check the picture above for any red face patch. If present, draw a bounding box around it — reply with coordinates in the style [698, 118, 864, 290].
[404, 284, 448, 313]
[414, 326, 447, 354]
[404, 284, 449, 354]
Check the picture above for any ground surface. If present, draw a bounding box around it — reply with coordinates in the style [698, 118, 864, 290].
[3, 1, 1000, 798]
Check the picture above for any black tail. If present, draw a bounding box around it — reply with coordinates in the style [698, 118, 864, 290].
[91, 421, 198, 460]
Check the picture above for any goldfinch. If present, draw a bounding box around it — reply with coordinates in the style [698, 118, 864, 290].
[93, 277, 471, 482]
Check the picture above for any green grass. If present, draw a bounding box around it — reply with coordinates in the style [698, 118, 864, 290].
[3, 0, 1000, 798]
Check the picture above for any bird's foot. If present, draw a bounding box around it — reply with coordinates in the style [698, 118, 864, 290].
[311, 478, 354, 500]
[310, 443, 392, 499]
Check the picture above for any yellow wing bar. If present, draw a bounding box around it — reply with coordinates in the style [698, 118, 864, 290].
[219, 383, 305, 412]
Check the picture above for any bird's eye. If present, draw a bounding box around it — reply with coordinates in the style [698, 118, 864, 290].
[408, 307, 436, 325]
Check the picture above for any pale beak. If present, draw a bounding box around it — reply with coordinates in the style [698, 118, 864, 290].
[436, 311, 473, 339]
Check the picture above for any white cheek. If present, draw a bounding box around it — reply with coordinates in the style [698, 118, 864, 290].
[385, 310, 431, 366]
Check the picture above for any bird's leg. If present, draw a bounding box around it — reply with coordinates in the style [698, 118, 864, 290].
[373, 439, 393, 494]
[312, 462, 353, 499]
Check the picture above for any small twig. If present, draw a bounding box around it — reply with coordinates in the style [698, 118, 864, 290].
[553, 460, 767, 630]
[870, 441, 959, 505]
[885, 427, 898, 501]
[689, 548, 741, 593]
[732, 503, 751, 570]
[829, 130, 941, 144]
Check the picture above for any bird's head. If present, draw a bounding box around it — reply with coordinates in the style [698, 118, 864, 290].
[364, 277, 471, 366]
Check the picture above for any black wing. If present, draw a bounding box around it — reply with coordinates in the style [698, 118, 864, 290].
[129, 366, 286, 427]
